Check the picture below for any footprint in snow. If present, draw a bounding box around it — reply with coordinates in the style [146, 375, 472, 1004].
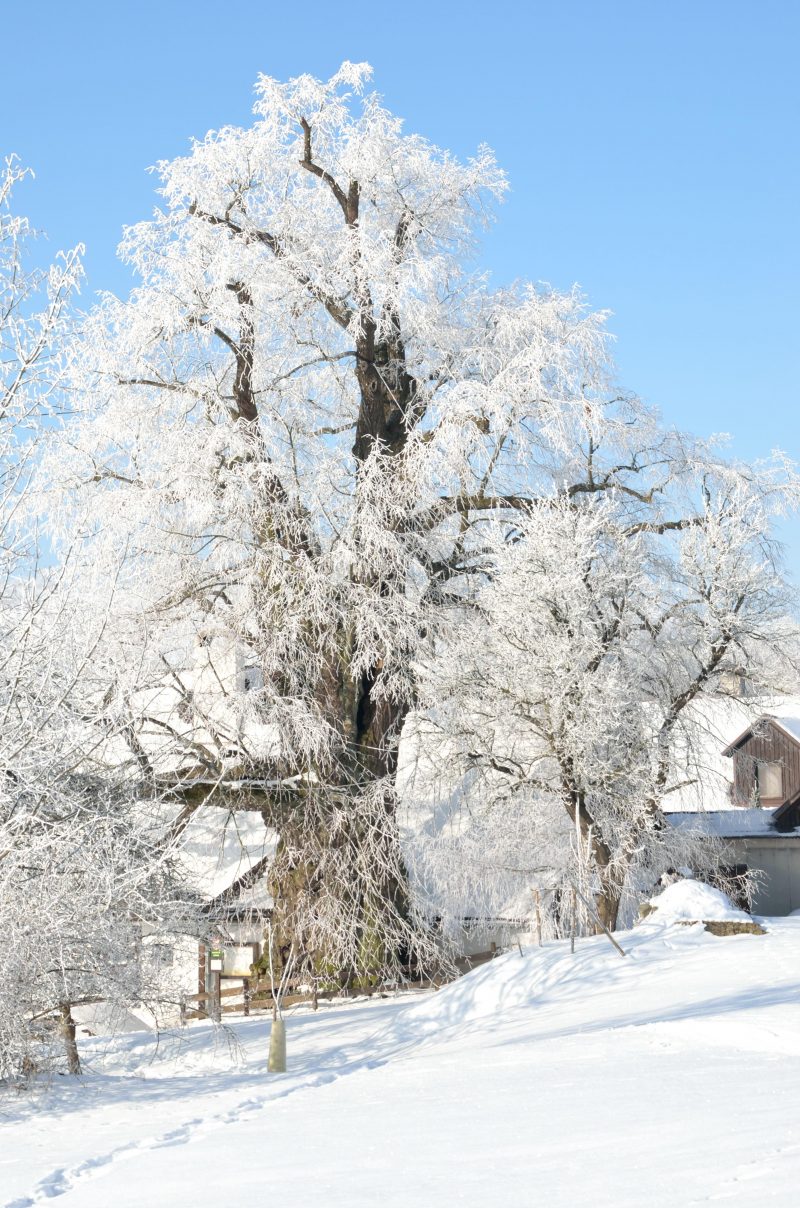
[3, 1142, 139, 1207]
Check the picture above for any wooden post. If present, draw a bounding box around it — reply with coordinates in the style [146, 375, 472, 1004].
[211, 971, 221, 1023]
[570, 886, 577, 955]
[243, 979, 251, 1018]
[268, 1008, 286, 1073]
[534, 888, 542, 947]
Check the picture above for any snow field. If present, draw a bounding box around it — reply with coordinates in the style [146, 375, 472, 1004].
[3, 912, 800, 1206]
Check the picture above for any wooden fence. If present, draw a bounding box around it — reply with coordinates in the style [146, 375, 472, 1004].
[180, 945, 500, 1025]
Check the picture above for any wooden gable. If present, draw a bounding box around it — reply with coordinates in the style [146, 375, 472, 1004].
[722, 716, 800, 816]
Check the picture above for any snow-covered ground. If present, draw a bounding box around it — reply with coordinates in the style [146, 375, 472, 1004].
[4, 908, 800, 1206]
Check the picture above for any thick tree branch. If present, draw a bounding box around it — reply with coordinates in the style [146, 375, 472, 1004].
[299, 117, 359, 225]
[624, 516, 705, 537]
[188, 203, 353, 330]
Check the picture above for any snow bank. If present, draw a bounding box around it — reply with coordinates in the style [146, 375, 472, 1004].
[392, 885, 754, 1043]
[643, 879, 750, 924]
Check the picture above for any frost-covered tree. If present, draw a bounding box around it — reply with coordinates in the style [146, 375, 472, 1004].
[41, 64, 632, 982]
[0, 155, 82, 591]
[0, 155, 84, 792]
[0, 161, 202, 1083]
[42, 64, 793, 975]
[418, 460, 800, 931]
[0, 778, 202, 1079]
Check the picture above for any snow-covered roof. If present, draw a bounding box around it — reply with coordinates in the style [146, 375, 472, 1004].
[177, 805, 274, 908]
[665, 809, 800, 840]
[721, 711, 800, 756]
[772, 716, 800, 744]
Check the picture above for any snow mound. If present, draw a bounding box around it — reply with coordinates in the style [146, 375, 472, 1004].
[644, 879, 750, 924]
[391, 894, 756, 1048]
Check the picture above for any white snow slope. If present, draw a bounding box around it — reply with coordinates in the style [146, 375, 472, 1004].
[3, 914, 800, 1207]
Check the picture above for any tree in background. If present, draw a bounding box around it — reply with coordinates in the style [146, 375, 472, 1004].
[0, 162, 202, 1082]
[417, 459, 799, 932]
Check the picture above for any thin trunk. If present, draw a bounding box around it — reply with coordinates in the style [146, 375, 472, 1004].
[58, 1001, 80, 1075]
[558, 758, 625, 932]
[595, 883, 622, 932]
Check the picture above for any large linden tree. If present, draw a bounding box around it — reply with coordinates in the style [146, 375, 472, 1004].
[49, 64, 788, 977]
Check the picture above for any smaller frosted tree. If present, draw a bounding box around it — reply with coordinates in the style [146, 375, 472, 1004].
[0, 779, 202, 1079]
[0, 156, 82, 435]
[0, 160, 203, 1083]
[418, 442, 800, 931]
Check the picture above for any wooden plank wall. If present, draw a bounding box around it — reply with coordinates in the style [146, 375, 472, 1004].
[732, 722, 800, 807]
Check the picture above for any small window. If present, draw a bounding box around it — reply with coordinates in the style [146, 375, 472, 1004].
[756, 761, 783, 802]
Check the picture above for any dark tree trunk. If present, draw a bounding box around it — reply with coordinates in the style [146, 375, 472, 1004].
[201, 165, 426, 985]
[595, 881, 622, 932]
[58, 1001, 81, 1076]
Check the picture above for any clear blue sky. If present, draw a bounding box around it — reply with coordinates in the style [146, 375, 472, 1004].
[4, 0, 799, 569]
